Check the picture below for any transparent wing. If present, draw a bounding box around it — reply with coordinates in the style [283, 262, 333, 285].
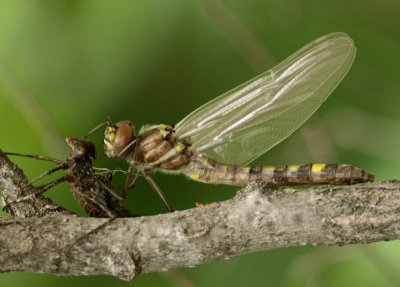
[175, 33, 356, 165]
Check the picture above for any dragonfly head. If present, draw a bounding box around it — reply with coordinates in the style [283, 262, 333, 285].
[104, 120, 136, 159]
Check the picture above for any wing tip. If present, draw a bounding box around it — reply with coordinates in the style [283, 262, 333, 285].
[318, 32, 354, 45]
[318, 32, 356, 56]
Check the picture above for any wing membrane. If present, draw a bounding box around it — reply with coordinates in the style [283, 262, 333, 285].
[175, 33, 356, 165]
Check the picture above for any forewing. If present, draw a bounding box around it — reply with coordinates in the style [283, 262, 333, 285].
[175, 33, 356, 165]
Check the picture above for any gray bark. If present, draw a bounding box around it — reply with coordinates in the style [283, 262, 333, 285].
[1, 150, 399, 281]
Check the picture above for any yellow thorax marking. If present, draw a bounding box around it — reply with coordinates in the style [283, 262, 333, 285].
[175, 144, 183, 152]
[149, 160, 161, 166]
[311, 164, 326, 173]
[159, 124, 169, 138]
[109, 132, 115, 140]
[104, 140, 114, 149]
[202, 157, 210, 172]
[190, 174, 199, 180]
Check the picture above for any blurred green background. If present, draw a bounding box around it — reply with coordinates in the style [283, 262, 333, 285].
[0, 0, 399, 286]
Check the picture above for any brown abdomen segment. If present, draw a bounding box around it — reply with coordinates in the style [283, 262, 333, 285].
[184, 159, 374, 186]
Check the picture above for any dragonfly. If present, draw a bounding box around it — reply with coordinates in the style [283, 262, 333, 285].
[85, 32, 374, 212]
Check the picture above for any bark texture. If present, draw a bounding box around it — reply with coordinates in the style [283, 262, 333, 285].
[0, 150, 399, 280]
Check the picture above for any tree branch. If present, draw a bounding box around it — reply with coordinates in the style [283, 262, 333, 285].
[1, 150, 400, 280]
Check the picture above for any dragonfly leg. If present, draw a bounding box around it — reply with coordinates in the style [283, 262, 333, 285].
[99, 181, 124, 201]
[24, 164, 66, 188]
[121, 136, 141, 198]
[117, 138, 137, 158]
[122, 164, 135, 199]
[4, 152, 62, 164]
[82, 121, 111, 140]
[128, 171, 140, 190]
[30, 175, 67, 196]
[2, 175, 67, 211]
[4, 152, 66, 188]
[98, 167, 139, 201]
[140, 168, 173, 212]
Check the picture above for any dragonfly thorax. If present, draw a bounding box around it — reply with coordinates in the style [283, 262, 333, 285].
[103, 121, 193, 170]
[137, 124, 192, 169]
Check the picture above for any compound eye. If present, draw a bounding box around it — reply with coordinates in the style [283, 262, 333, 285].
[114, 121, 134, 151]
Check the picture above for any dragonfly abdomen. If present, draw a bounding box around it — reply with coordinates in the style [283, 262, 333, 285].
[184, 159, 374, 186]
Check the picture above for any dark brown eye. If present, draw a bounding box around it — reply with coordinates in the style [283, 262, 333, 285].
[114, 121, 134, 150]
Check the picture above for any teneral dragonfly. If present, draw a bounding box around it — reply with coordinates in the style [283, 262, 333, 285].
[86, 33, 373, 211]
